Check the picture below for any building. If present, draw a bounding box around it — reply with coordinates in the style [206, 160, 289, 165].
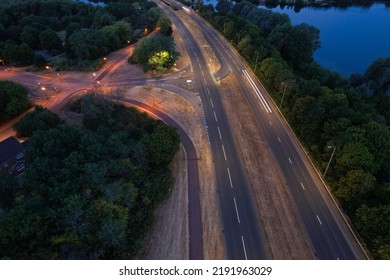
[0, 137, 26, 176]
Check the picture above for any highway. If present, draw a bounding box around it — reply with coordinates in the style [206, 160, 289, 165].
[176, 5, 365, 259]
[156, 1, 266, 259]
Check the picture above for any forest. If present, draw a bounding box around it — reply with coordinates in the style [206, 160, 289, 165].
[199, 0, 390, 259]
[0, 95, 180, 259]
[0, 0, 165, 70]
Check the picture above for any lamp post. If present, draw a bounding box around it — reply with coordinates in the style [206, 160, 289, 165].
[254, 51, 260, 72]
[41, 86, 48, 100]
[323, 145, 336, 178]
[280, 81, 288, 108]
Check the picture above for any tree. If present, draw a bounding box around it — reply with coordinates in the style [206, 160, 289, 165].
[268, 23, 320, 69]
[92, 11, 115, 29]
[143, 122, 180, 166]
[157, 16, 172, 36]
[336, 170, 375, 210]
[148, 51, 174, 72]
[132, 35, 179, 72]
[0, 174, 16, 211]
[2, 43, 34, 65]
[355, 204, 390, 259]
[39, 29, 64, 55]
[216, 0, 233, 13]
[20, 26, 41, 49]
[0, 80, 31, 123]
[291, 96, 325, 145]
[13, 106, 62, 137]
[336, 141, 378, 175]
[67, 29, 108, 60]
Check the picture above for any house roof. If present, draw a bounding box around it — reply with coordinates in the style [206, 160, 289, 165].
[0, 137, 25, 163]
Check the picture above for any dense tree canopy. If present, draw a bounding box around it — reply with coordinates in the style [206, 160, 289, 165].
[0, 80, 31, 124]
[0, 0, 162, 68]
[132, 34, 178, 72]
[0, 95, 180, 259]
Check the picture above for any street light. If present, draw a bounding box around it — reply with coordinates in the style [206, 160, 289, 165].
[323, 145, 336, 178]
[254, 51, 260, 72]
[41, 87, 48, 100]
[280, 81, 288, 108]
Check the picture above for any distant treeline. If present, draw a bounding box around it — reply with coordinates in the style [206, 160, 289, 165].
[0, 95, 180, 259]
[199, 0, 390, 259]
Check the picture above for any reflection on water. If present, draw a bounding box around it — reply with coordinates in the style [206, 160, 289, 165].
[204, 1, 390, 76]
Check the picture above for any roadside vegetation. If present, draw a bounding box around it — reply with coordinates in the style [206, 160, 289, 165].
[0, 80, 31, 124]
[199, 0, 390, 259]
[130, 15, 179, 72]
[0, 0, 166, 70]
[0, 95, 180, 259]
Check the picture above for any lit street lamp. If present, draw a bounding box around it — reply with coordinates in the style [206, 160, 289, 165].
[280, 81, 288, 108]
[41, 86, 48, 100]
[323, 145, 336, 178]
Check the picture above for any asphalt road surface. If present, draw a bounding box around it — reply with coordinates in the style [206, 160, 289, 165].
[184, 6, 366, 259]
[157, 1, 267, 259]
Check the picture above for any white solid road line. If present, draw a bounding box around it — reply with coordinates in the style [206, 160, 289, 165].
[214, 111, 218, 122]
[288, 157, 292, 164]
[316, 215, 323, 225]
[227, 167, 233, 188]
[301, 182, 305, 190]
[241, 236, 248, 260]
[210, 98, 214, 108]
[242, 70, 272, 113]
[217, 126, 222, 139]
[233, 197, 241, 223]
[222, 144, 227, 161]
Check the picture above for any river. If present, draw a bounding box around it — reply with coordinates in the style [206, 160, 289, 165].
[205, 1, 390, 76]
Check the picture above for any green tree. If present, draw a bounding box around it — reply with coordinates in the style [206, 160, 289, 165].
[143, 122, 180, 166]
[355, 204, 390, 259]
[20, 26, 41, 49]
[0, 80, 31, 123]
[39, 28, 64, 55]
[157, 16, 172, 35]
[0, 174, 16, 211]
[13, 106, 62, 137]
[336, 170, 375, 210]
[67, 29, 108, 60]
[132, 35, 179, 72]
